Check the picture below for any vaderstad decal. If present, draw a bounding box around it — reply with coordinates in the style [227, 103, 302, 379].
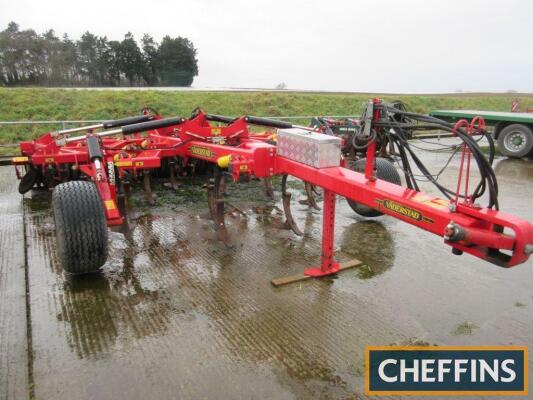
[376, 199, 434, 223]
[189, 146, 215, 159]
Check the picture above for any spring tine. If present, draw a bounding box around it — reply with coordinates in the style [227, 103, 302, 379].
[168, 159, 180, 190]
[207, 169, 232, 246]
[305, 181, 320, 210]
[207, 177, 218, 222]
[281, 175, 303, 236]
[143, 169, 156, 205]
[264, 177, 274, 198]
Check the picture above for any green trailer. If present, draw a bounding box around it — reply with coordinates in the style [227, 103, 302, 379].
[430, 110, 533, 158]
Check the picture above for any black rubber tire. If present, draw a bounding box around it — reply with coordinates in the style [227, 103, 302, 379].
[347, 157, 401, 217]
[52, 181, 108, 274]
[497, 124, 533, 158]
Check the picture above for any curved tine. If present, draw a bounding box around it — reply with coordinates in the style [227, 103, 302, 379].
[264, 177, 275, 198]
[168, 158, 180, 190]
[207, 170, 224, 225]
[207, 177, 218, 223]
[143, 169, 156, 205]
[214, 171, 225, 226]
[208, 168, 232, 246]
[304, 181, 320, 210]
[281, 175, 303, 236]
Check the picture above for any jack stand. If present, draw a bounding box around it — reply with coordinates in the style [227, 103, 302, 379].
[304, 189, 340, 277]
[271, 189, 362, 287]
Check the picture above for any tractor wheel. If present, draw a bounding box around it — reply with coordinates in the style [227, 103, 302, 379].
[347, 157, 401, 217]
[497, 124, 533, 158]
[52, 181, 108, 274]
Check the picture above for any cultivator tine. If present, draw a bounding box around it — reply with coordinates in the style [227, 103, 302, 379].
[264, 177, 274, 198]
[207, 168, 231, 246]
[304, 181, 320, 210]
[281, 174, 303, 236]
[167, 159, 180, 190]
[117, 184, 127, 210]
[143, 170, 156, 205]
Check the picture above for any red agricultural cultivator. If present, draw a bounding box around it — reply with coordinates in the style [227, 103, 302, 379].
[12, 99, 533, 284]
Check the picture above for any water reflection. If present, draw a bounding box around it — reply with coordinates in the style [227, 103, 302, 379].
[340, 220, 395, 279]
[494, 158, 533, 181]
[24, 178, 377, 396]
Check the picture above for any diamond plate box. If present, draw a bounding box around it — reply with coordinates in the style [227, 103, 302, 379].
[276, 128, 342, 168]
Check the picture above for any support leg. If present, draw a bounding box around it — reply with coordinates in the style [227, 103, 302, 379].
[270, 188, 362, 286]
[305, 189, 340, 277]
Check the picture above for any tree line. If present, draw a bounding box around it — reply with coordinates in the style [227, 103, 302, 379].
[0, 22, 199, 87]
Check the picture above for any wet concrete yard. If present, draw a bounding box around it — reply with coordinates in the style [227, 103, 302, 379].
[1, 141, 533, 399]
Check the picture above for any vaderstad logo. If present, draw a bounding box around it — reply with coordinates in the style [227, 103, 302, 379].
[365, 346, 528, 396]
[375, 199, 434, 223]
[189, 145, 215, 159]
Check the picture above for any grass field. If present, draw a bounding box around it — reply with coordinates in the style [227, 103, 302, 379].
[1, 88, 533, 152]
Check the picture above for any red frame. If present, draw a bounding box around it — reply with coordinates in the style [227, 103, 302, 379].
[14, 105, 533, 272]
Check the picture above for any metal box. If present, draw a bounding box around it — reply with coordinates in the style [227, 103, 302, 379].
[276, 128, 342, 168]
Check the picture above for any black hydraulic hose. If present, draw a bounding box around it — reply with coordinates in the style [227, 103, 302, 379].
[393, 123, 488, 201]
[378, 106, 499, 209]
[205, 114, 295, 129]
[244, 116, 293, 129]
[102, 114, 155, 129]
[121, 116, 185, 135]
[204, 114, 238, 124]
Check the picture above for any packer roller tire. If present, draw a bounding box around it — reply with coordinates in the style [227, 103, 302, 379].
[347, 157, 401, 217]
[52, 181, 108, 274]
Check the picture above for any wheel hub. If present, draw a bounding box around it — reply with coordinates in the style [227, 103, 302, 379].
[505, 132, 526, 151]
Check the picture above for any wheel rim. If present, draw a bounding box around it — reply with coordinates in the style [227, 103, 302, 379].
[504, 131, 527, 152]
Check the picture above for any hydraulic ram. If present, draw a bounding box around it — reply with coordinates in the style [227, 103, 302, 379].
[61, 116, 185, 144]
[51, 114, 155, 137]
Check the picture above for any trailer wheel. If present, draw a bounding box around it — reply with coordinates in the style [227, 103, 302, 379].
[52, 181, 108, 274]
[497, 124, 533, 158]
[347, 158, 401, 217]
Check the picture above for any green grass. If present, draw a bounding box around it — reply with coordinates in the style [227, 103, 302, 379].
[451, 321, 479, 336]
[1, 88, 533, 151]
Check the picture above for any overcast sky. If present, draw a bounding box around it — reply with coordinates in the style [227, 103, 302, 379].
[1, 0, 532, 93]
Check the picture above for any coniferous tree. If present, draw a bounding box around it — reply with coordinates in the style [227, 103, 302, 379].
[0, 22, 199, 87]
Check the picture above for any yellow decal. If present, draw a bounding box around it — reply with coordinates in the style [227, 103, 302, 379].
[135, 161, 144, 167]
[115, 161, 133, 167]
[104, 200, 116, 210]
[211, 127, 222, 136]
[45, 157, 55, 164]
[189, 145, 215, 159]
[12, 156, 29, 164]
[239, 165, 248, 171]
[376, 199, 434, 223]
